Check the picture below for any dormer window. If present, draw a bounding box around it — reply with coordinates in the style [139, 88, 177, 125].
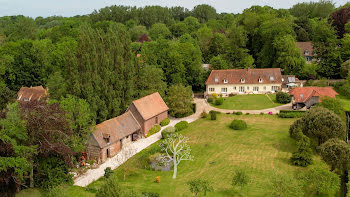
[241, 78, 245, 83]
[23, 98, 30, 102]
[223, 79, 228, 83]
[258, 78, 262, 83]
[215, 77, 219, 83]
[269, 76, 275, 81]
[103, 133, 111, 144]
[300, 94, 303, 100]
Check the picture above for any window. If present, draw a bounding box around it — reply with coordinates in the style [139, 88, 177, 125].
[241, 78, 245, 83]
[224, 79, 228, 83]
[269, 76, 275, 81]
[221, 88, 227, 93]
[264, 86, 267, 90]
[234, 86, 237, 90]
[239, 86, 245, 92]
[253, 87, 259, 91]
[300, 94, 303, 99]
[247, 86, 250, 90]
[259, 78, 262, 83]
[209, 87, 215, 92]
[215, 78, 219, 83]
[272, 86, 279, 91]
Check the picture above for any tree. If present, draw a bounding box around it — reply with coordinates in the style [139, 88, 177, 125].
[232, 168, 250, 193]
[341, 60, 350, 79]
[300, 164, 340, 196]
[196, 26, 213, 63]
[166, 84, 193, 117]
[275, 92, 291, 104]
[318, 97, 344, 117]
[148, 23, 171, 40]
[329, 7, 350, 38]
[289, 107, 345, 146]
[0, 81, 15, 110]
[290, 135, 313, 167]
[319, 138, 350, 171]
[270, 173, 304, 197]
[46, 71, 67, 100]
[170, 22, 188, 38]
[192, 4, 217, 23]
[187, 179, 213, 196]
[210, 55, 228, 70]
[158, 133, 193, 179]
[135, 65, 167, 98]
[184, 16, 200, 33]
[129, 25, 147, 42]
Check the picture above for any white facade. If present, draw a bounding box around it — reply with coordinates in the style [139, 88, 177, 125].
[206, 83, 282, 96]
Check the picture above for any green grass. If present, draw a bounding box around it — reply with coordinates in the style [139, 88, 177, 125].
[86, 114, 320, 196]
[16, 185, 95, 197]
[211, 94, 283, 110]
[337, 95, 350, 111]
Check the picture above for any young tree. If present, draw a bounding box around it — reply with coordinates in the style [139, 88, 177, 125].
[187, 179, 213, 196]
[270, 173, 304, 197]
[158, 133, 193, 179]
[232, 168, 250, 193]
[301, 164, 340, 196]
[290, 135, 313, 167]
[166, 84, 193, 118]
[319, 138, 350, 171]
[148, 23, 171, 40]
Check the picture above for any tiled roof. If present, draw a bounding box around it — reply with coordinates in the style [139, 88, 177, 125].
[289, 87, 338, 103]
[131, 92, 169, 120]
[92, 111, 141, 148]
[17, 86, 47, 102]
[205, 68, 282, 85]
[296, 42, 314, 57]
[282, 75, 300, 84]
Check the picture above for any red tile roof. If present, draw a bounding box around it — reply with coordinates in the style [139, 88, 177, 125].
[289, 87, 338, 103]
[92, 111, 141, 148]
[296, 42, 314, 57]
[131, 92, 169, 120]
[17, 86, 48, 102]
[205, 68, 282, 85]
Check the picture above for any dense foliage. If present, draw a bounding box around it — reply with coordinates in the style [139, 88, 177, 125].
[174, 121, 189, 132]
[276, 92, 291, 104]
[159, 118, 170, 127]
[290, 135, 313, 167]
[229, 120, 248, 130]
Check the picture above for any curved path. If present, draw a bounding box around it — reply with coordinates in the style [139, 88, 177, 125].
[74, 98, 290, 187]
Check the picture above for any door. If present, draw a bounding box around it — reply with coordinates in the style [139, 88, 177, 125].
[106, 149, 110, 158]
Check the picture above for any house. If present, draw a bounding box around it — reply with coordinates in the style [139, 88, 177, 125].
[127, 92, 169, 136]
[296, 42, 314, 64]
[17, 86, 48, 102]
[87, 111, 141, 164]
[289, 87, 338, 109]
[205, 68, 283, 96]
[282, 75, 302, 89]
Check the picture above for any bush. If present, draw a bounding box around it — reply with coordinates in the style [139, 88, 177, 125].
[215, 97, 224, 105]
[96, 176, 123, 197]
[104, 167, 113, 179]
[146, 125, 161, 137]
[229, 93, 236, 97]
[276, 92, 291, 104]
[207, 97, 214, 103]
[161, 126, 175, 139]
[230, 120, 248, 130]
[200, 111, 208, 118]
[260, 112, 264, 115]
[209, 110, 216, 120]
[279, 110, 306, 118]
[160, 118, 170, 126]
[245, 113, 250, 115]
[290, 135, 313, 167]
[175, 121, 189, 132]
[212, 93, 218, 99]
[236, 112, 243, 115]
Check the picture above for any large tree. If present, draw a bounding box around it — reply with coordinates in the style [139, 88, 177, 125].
[319, 138, 350, 171]
[192, 4, 217, 23]
[166, 84, 193, 117]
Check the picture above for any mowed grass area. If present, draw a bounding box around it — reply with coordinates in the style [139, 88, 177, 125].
[211, 94, 283, 110]
[337, 95, 350, 111]
[85, 114, 314, 196]
[16, 185, 94, 197]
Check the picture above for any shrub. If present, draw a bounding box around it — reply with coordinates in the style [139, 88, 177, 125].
[200, 111, 208, 118]
[207, 97, 214, 103]
[236, 112, 243, 115]
[276, 92, 291, 104]
[215, 97, 224, 105]
[230, 120, 248, 130]
[290, 135, 313, 167]
[260, 112, 264, 115]
[209, 110, 216, 120]
[161, 126, 175, 139]
[175, 121, 189, 132]
[104, 167, 113, 179]
[160, 118, 170, 126]
[96, 176, 123, 197]
[229, 93, 236, 97]
[279, 110, 306, 118]
[146, 125, 161, 137]
[245, 113, 250, 115]
[212, 93, 218, 99]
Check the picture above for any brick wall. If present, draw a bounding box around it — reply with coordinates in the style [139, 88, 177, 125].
[144, 111, 168, 136]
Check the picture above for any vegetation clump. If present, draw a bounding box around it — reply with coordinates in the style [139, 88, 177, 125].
[279, 110, 305, 118]
[175, 121, 189, 132]
[161, 126, 175, 139]
[290, 135, 313, 167]
[209, 110, 216, 120]
[215, 97, 224, 105]
[230, 120, 248, 130]
[276, 92, 291, 104]
[200, 111, 208, 118]
[147, 125, 161, 137]
[160, 118, 170, 126]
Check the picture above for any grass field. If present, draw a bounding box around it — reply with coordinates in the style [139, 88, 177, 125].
[337, 95, 350, 111]
[211, 94, 283, 110]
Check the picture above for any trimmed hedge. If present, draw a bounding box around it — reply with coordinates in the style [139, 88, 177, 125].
[215, 97, 224, 105]
[279, 110, 306, 118]
[175, 121, 189, 132]
[209, 110, 216, 120]
[161, 126, 175, 139]
[235, 112, 243, 115]
[230, 119, 248, 130]
[160, 118, 170, 126]
[146, 124, 161, 137]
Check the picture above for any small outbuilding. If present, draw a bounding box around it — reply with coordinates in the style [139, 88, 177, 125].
[127, 92, 169, 136]
[289, 87, 338, 110]
[17, 86, 48, 102]
[87, 111, 141, 164]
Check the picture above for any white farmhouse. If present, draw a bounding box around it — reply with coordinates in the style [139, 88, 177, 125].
[205, 68, 283, 96]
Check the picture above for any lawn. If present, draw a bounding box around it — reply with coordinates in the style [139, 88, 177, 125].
[84, 114, 319, 196]
[337, 95, 350, 111]
[211, 94, 284, 110]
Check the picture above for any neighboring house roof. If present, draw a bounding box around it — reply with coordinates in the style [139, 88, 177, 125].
[91, 111, 141, 148]
[17, 86, 48, 102]
[130, 92, 169, 121]
[296, 42, 314, 57]
[289, 87, 338, 103]
[282, 75, 300, 84]
[205, 68, 282, 85]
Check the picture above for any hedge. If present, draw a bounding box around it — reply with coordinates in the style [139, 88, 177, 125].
[230, 119, 248, 130]
[209, 110, 216, 120]
[235, 112, 243, 115]
[175, 121, 189, 132]
[146, 124, 161, 137]
[161, 126, 175, 139]
[160, 118, 170, 126]
[279, 110, 306, 118]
